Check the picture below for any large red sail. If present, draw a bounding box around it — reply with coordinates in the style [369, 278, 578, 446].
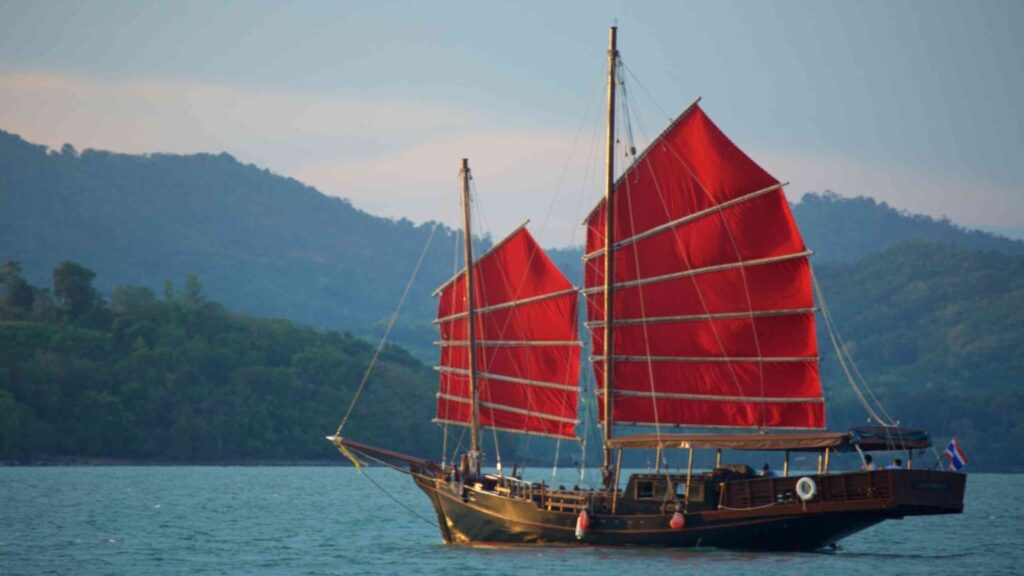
[584, 102, 824, 430]
[434, 226, 581, 438]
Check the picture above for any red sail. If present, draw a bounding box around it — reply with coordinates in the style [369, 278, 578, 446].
[583, 102, 824, 430]
[434, 226, 581, 438]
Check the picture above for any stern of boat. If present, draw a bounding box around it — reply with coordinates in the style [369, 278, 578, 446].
[888, 469, 966, 516]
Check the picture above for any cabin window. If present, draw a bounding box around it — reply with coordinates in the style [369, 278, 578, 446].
[636, 481, 655, 499]
[676, 482, 704, 502]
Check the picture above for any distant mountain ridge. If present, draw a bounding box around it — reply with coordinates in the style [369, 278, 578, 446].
[792, 191, 1024, 262]
[2, 129, 1021, 355]
[0, 130, 463, 360]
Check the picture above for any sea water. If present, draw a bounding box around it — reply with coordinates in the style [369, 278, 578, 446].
[1, 467, 1018, 575]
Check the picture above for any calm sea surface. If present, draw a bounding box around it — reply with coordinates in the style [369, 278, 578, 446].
[1, 467, 1019, 575]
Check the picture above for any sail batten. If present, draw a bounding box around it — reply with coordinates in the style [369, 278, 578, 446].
[436, 340, 582, 347]
[586, 307, 816, 327]
[434, 288, 578, 323]
[584, 103, 824, 431]
[592, 355, 818, 363]
[611, 389, 824, 403]
[437, 394, 579, 424]
[584, 182, 785, 260]
[435, 226, 581, 439]
[582, 251, 812, 294]
[435, 366, 578, 392]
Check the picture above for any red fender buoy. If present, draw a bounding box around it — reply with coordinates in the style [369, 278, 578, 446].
[575, 510, 590, 540]
[670, 511, 686, 530]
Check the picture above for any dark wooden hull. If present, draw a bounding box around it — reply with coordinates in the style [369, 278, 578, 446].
[411, 468, 965, 550]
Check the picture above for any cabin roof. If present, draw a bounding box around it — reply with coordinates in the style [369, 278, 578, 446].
[606, 427, 931, 452]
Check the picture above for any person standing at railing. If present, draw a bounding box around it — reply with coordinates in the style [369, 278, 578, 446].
[885, 458, 903, 470]
[862, 454, 877, 471]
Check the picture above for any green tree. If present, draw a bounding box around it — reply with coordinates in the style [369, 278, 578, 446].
[52, 261, 98, 319]
[1, 261, 34, 311]
[183, 274, 204, 306]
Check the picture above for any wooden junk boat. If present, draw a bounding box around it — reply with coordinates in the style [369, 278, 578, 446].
[329, 27, 965, 550]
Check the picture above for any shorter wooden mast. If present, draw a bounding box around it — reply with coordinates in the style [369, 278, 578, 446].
[460, 158, 482, 478]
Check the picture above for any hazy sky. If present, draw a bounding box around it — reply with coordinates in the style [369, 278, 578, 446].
[1, 1, 1022, 246]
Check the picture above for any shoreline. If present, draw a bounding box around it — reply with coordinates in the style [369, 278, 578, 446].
[2, 459, 1021, 474]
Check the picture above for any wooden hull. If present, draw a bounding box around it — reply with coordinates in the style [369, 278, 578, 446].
[412, 468, 965, 550]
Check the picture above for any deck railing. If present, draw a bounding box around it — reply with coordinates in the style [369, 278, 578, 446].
[719, 470, 893, 509]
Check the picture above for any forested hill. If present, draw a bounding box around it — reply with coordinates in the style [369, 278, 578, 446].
[3, 130, 1023, 362]
[1, 246, 1022, 469]
[0, 263, 438, 462]
[812, 241, 1024, 471]
[2, 130, 1023, 469]
[792, 192, 1024, 262]
[0, 130, 463, 361]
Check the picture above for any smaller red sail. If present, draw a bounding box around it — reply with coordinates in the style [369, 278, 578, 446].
[434, 225, 580, 439]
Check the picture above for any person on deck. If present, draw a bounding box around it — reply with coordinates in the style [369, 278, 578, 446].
[862, 454, 877, 471]
[886, 458, 903, 470]
[760, 463, 777, 478]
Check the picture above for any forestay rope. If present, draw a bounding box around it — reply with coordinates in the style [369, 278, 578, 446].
[335, 222, 440, 437]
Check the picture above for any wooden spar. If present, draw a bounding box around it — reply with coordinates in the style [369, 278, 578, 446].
[327, 436, 442, 473]
[684, 446, 695, 511]
[460, 158, 481, 477]
[585, 307, 817, 328]
[583, 182, 788, 260]
[601, 24, 619, 491]
[581, 251, 814, 295]
[611, 447, 623, 513]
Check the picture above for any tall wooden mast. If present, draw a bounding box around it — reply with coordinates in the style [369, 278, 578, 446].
[460, 158, 482, 478]
[601, 26, 618, 489]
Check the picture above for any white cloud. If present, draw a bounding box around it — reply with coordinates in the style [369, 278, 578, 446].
[753, 149, 1024, 230]
[3, 72, 1019, 250]
[0, 72, 478, 163]
[293, 128, 603, 247]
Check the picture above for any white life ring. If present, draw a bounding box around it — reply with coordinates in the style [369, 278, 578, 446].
[795, 476, 818, 502]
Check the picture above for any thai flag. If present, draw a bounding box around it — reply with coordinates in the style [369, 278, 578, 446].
[944, 436, 967, 471]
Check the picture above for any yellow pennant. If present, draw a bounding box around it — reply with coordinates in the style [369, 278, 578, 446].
[336, 440, 363, 473]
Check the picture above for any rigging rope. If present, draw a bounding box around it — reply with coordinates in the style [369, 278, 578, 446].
[619, 60, 752, 412]
[811, 266, 895, 426]
[447, 67, 604, 475]
[440, 227, 462, 467]
[341, 447, 439, 527]
[335, 222, 439, 436]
